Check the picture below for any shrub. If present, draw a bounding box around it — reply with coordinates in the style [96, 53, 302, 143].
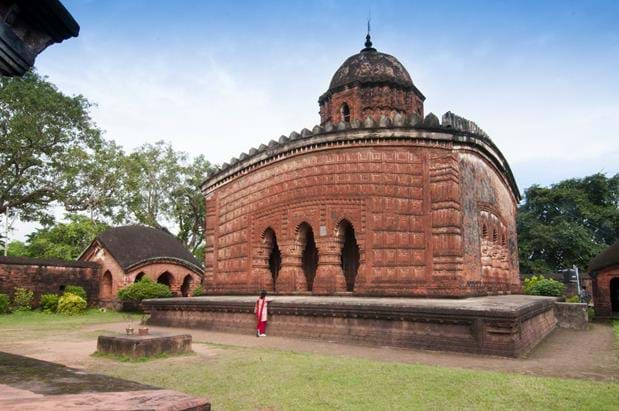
[587, 307, 595, 321]
[117, 278, 172, 303]
[526, 278, 566, 297]
[0, 294, 10, 314]
[40, 294, 59, 313]
[57, 293, 87, 315]
[12, 287, 34, 311]
[192, 285, 204, 297]
[64, 285, 87, 303]
[566, 295, 580, 303]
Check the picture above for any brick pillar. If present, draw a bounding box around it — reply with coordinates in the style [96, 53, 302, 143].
[277, 242, 304, 293]
[252, 244, 274, 292]
[313, 239, 346, 294]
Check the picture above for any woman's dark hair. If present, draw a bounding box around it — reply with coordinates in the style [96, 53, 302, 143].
[260, 289, 267, 299]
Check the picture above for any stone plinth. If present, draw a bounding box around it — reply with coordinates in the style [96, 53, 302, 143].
[554, 302, 589, 330]
[97, 333, 192, 359]
[144, 295, 557, 358]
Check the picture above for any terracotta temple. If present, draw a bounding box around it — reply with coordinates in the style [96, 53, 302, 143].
[201, 35, 521, 298]
[79, 225, 203, 306]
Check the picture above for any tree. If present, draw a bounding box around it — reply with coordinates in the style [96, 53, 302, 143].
[173, 154, 210, 257]
[121, 141, 184, 228]
[0, 71, 102, 223]
[119, 141, 211, 258]
[517, 173, 619, 274]
[8, 214, 108, 260]
[62, 139, 127, 223]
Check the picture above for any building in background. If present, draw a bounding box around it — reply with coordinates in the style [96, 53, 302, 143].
[79, 225, 203, 306]
[588, 241, 619, 317]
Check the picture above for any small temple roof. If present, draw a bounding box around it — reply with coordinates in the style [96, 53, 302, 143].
[92, 225, 203, 274]
[588, 240, 619, 273]
[320, 33, 424, 103]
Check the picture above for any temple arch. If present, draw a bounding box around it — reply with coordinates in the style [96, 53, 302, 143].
[181, 274, 193, 297]
[157, 271, 174, 288]
[340, 103, 351, 123]
[262, 227, 281, 291]
[134, 272, 145, 283]
[336, 219, 360, 292]
[100, 270, 113, 300]
[297, 222, 319, 291]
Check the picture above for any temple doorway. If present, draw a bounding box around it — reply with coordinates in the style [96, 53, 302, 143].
[338, 220, 360, 291]
[181, 275, 193, 297]
[263, 228, 281, 290]
[611, 277, 619, 312]
[100, 271, 112, 300]
[298, 223, 319, 291]
[134, 272, 145, 283]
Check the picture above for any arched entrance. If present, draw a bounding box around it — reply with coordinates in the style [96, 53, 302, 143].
[157, 272, 174, 288]
[181, 275, 193, 297]
[134, 272, 145, 283]
[298, 222, 319, 291]
[263, 228, 281, 290]
[337, 220, 360, 292]
[100, 270, 113, 300]
[611, 277, 619, 312]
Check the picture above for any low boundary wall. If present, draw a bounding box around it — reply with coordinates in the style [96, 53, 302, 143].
[0, 256, 100, 306]
[144, 295, 557, 357]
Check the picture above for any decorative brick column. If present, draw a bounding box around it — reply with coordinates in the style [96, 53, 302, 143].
[313, 239, 346, 294]
[251, 244, 274, 292]
[277, 242, 304, 293]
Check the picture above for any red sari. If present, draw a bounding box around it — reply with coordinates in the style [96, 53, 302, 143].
[255, 297, 267, 335]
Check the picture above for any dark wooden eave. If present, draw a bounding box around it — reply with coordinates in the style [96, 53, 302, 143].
[0, 0, 79, 76]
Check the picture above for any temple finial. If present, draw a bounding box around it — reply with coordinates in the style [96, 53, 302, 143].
[364, 18, 373, 49]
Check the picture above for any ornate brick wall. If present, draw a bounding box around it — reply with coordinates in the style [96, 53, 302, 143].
[0, 256, 100, 306]
[319, 84, 424, 125]
[203, 126, 520, 297]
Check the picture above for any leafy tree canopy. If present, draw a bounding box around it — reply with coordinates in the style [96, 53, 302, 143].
[119, 141, 210, 258]
[517, 173, 619, 274]
[8, 214, 108, 260]
[0, 71, 102, 223]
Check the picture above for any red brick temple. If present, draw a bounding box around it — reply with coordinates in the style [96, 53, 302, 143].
[201, 34, 521, 297]
[147, 36, 563, 359]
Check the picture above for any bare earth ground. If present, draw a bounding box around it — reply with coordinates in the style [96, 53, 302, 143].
[1, 320, 617, 382]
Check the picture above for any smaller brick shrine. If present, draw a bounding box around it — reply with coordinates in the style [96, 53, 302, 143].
[588, 240, 619, 317]
[79, 225, 204, 307]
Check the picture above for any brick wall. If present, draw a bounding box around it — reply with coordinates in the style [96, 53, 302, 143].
[319, 84, 424, 125]
[0, 256, 101, 307]
[204, 136, 520, 297]
[592, 266, 619, 317]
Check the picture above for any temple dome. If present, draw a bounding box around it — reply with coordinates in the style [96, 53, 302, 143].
[327, 47, 414, 92]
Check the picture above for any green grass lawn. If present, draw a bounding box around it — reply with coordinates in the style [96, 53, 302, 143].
[0, 309, 138, 329]
[0, 309, 139, 343]
[87, 343, 619, 411]
[1, 311, 618, 410]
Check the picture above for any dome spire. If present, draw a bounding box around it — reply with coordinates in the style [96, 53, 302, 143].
[363, 18, 375, 52]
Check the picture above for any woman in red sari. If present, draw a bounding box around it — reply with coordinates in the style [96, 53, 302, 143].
[254, 290, 268, 337]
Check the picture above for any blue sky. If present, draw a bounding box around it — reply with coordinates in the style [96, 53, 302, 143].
[12, 0, 619, 238]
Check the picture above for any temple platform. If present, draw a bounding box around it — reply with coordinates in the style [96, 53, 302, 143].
[143, 295, 558, 358]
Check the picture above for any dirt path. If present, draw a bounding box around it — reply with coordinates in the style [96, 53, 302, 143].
[2, 321, 617, 382]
